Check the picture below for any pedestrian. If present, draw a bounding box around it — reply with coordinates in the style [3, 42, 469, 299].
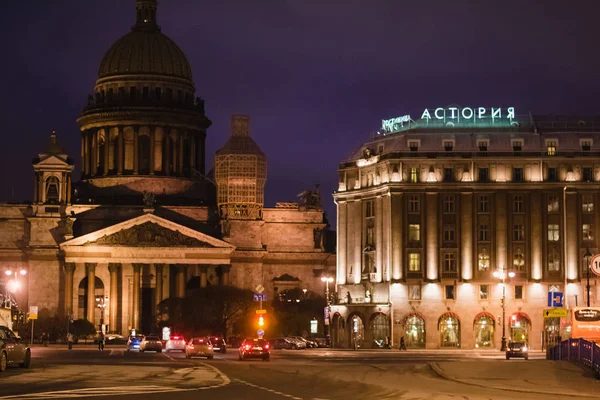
[67, 333, 73, 350]
[98, 332, 105, 351]
[42, 332, 48, 347]
[400, 336, 407, 351]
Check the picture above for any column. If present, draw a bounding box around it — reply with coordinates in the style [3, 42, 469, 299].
[149, 126, 155, 175]
[391, 194, 403, 280]
[178, 131, 184, 175]
[83, 131, 90, 176]
[495, 193, 507, 271]
[103, 130, 110, 175]
[382, 193, 391, 282]
[165, 128, 171, 176]
[199, 265, 208, 288]
[426, 193, 439, 281]
[200, 134, 205, 174]
[460, 193, 473, 280]
[117, 127, 124, 175]
[337, 201, 347, 284]
[155, 264, 164, 305]
[175, 265, 186, 297]
[566, 191, 578, 280]
[91, 130, 98, 176]
[221, 265, 231, 285]
[66, 175, 72, 203]
[190, 134, 195, 169]
[375, 196, 383, 282]
[33, 173, 38, 203]
[186, 263, 196, 282]
[64, 263, 76, 315]
[39, 172, 44, 203]
[133, 126, 139, 175]
[132, 263, 141, 330]
[108, 263, 119, 333]
[85, 263, 96, 323]
[530, 192, 542, 280]
[350, 201, 362, 284]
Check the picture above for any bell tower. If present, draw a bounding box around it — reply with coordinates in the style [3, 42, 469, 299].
[32, 131, 75, 205]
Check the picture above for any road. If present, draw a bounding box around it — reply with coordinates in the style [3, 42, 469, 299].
[0, 346, 596, 400]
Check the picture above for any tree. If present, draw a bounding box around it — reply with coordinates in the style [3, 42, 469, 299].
[272, 288, 326, 336]
[71, 319, 96, 339]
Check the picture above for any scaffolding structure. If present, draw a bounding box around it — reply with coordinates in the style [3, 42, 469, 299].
[215, 115, 267, 220]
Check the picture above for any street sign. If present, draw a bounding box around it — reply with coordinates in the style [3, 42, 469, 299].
[255, 309, 267, 314]
[310, 319, 318, 334]
[253, 293, 266, 302]
[547, 292, 563, 307]
[257, 329, 265, 337]
[28, 306, 38, 320]
[255, 284, 265, 294]
[544, 308, 568, 318]
[590, 254, 600, 277]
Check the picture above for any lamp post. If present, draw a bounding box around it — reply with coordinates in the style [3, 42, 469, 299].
[321, 276, 334, 345]
[3, 267, 27, 309]
[95, 296, 108, 333]
[493, 266, 515, 351]
[584, 247, 592, 307]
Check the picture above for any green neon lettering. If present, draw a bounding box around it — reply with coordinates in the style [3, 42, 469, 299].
[434, 108, 445, 119]
[421, 109, 431, 120]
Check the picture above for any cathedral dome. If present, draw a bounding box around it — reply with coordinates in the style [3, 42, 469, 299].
[97, 0, 192, 81]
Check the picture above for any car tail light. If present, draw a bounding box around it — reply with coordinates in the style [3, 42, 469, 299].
[264, 343, 270, 350]
[245, 344, 251, 350]
[208, 345, 213, 350]
[173, 336, 180, 340]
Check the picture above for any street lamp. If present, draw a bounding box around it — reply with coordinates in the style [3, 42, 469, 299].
[321, 276, 334, 345]
[584, 247, 593, 307]
[493, 266, 515, 351]
[3, 267, 27, 308]
[95, 296, 108, 332]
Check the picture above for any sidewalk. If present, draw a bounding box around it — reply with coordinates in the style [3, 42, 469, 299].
[430, 359, 600, 398]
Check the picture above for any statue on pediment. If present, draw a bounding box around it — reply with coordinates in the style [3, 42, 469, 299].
[143, 191, 156, 208]
[87, 222, 212, 247]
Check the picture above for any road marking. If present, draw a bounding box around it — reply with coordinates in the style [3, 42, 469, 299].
[162, 352, 175, 361]
[235, 379, 302, 400]
[108, 350, 123, 356]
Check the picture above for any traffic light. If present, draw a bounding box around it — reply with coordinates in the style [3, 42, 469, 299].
[258, 315, 265, 327]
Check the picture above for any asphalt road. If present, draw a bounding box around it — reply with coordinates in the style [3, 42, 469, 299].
[0, 346, 592, 400]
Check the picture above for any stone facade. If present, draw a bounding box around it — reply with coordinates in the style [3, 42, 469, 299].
[333, 110, 600, 350]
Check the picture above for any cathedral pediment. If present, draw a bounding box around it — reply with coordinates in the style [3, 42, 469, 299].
[84, 222, 213, 247]
[60, 213, 234, 250]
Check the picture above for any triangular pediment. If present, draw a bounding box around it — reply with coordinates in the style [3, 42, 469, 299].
[60, 213, 234, 249]
[35, 154, 69, 166]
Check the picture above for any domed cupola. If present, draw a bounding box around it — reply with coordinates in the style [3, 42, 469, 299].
[75, 0, 213, 206]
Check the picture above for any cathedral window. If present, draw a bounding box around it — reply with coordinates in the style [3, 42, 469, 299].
[45, 176, 60, 204]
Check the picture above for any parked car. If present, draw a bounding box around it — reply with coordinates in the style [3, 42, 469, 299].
[210, 336, 227, 353]
[239, 338, 270, 361]
[272, 337, 293, 349]
[313, 337, 329, 348]
[0, 325, 30, 372]
[506, 341, 529, 360]
[165, 334, 186, 352]
[127, 335, 144, 351]
[185, 337, 214, 359]
[285, 337, 306, 349]
[140, 335, 163, 353]
[290, 336, 317, 348]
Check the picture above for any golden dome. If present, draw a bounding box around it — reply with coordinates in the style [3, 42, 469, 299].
[97, 0, 192, 81]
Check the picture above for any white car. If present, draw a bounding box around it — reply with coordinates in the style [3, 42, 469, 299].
[165, 335, 186, 352]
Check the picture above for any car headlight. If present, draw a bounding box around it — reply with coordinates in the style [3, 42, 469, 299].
[522, 346, 528, 352]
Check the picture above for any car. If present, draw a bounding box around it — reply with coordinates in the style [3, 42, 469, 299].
[186, 337, 214, 359]
[313, 337, 329, 348]
[506, 341, 529, 360]
[210, 336, 227, 353]
[285, 337, 306, 349]
[165, 335, 186, 352]
[0, 325, 30, 372]
[290, 336, 317, 348]
[127, 335, 144, 351]
[140, 335, 163, 352]
[238, 338, 270, 361]
[271, 337, 293, 349]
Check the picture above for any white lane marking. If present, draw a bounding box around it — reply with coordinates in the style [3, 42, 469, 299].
[108, 350, 123, 356]
[235, 379, 302, 400]
[162, 352, 175, 361]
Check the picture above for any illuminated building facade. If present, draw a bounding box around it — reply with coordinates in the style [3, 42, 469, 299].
[332, 106, 600, 349]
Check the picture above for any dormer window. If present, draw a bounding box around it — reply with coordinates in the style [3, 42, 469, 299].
[408, 140, 420, 152]
[546, 139, 558, 156]
[443, 140, 454, 151]
[581, 139, 592, 151]
[511, 139, 523, 152]
[477, 140, 488, 151]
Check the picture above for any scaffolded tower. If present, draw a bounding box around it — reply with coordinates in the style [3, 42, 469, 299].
[215, 115, 267, 219]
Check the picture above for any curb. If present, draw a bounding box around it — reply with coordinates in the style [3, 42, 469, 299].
[428, 362, 600, 398]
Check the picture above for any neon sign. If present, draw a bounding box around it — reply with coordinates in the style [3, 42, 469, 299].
[421, 106, 515, 122]
[381, 115, 412, 132]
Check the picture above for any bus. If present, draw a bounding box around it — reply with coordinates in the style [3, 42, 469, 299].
[570, 307, 600, 342]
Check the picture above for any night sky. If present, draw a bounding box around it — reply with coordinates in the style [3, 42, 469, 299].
[2, 0, 600, 221]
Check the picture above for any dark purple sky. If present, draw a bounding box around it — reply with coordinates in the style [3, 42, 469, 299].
[2, 0, 600, 221]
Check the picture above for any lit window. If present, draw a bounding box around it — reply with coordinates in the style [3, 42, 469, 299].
[583, 195, 594, 212]
[408, 195, 420, 213]
[478, 195, 489, 213]
[583, 224, 594, 241]
[548, 247, 560, 271]
[479, 285, 489, 300]
[547, 196, 559, 213]
[478, 250, 490, 271]
[548, 224, 559, 241]
[443, 225, 455, 242]
[408, 253, 421, 271]
[513, 248, 525, 271]
[409, 224, 420, 242]
[513, 195, 524, 213]
[443, 195, 455, 213]
[546, 140, 557, 156]
[478, 224, 490, 242]
[410, 168, 419, 183]
[513, 224, 524, 241]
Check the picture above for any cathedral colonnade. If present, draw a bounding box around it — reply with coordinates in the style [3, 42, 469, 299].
[80, 125, 206, 178]
[63, 261, 231, 334]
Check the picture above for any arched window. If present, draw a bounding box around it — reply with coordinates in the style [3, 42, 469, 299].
[371, 313, 389, 346]
[45, 176, 60, 204]
[405, 314, 426, 349]
[348, 314, 364, 349]
[439, 314, 460, 348]
[510, 313, 531, 343]
[474, 314, 495, 348]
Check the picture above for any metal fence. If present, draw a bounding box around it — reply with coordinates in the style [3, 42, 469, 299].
[547, 338, 600, 375]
